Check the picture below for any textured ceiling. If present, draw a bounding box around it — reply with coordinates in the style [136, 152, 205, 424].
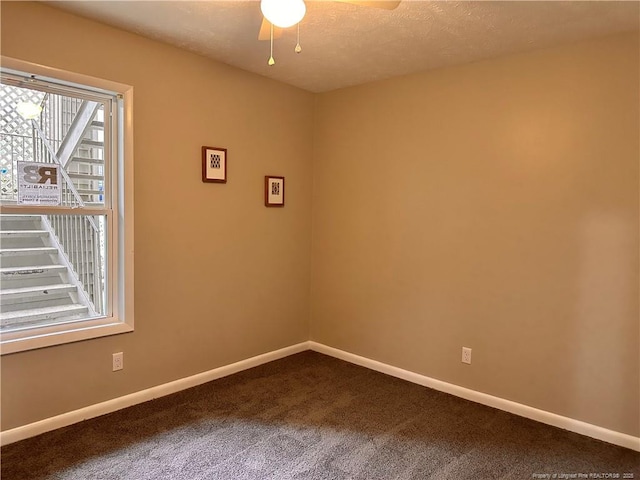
[50, 1, 639, 92]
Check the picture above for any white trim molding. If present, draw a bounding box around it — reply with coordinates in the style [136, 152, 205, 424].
[2, 340, 638, 453]
[0, 56, 135, 355]
[309, 342, 640, 452]
[0, 342, 310, 446]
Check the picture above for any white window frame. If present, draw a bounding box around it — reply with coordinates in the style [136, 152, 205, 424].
[0, 56, 134, 355]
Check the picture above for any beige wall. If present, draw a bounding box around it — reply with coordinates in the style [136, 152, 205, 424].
[2, 2, 638, 439]
[311, 33, 639, 436]
[1, 2, 314, 430]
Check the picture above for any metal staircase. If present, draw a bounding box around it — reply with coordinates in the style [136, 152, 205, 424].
[0, 215, 90, 331]
[63, 103, 105, 205]
[0, 82, 106, 332]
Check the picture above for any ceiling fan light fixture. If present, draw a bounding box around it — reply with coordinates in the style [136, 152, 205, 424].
[260, 0, 306, 28]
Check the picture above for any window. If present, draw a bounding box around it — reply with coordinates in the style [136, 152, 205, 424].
[0, 57, 133, 354]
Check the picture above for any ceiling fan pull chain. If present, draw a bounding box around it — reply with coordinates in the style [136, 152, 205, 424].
[268, 22, 275, 66]
[295, 23, 302, 54]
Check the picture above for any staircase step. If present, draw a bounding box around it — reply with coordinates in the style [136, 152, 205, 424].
[0, 265, 66, 277]
[81, 139, 104, 147]
[71, 156, 104, 165]
[91, 120, 104, 128]
[0, 214, 41, 222]
[0, 247, 58, 257]
[77, 189, 104, 196]
[68, 173, 104, 181]
[0, 230, 49, 238]
[0, 304, 89, 327]
[0, 215, 42, 232]
[0, 284, 77, 300]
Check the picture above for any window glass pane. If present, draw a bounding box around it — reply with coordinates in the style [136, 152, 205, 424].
[0, 83, 107, 208]
[0, 213, 107, 333]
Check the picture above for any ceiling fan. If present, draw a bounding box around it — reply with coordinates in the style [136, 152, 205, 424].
[258, 0, 401, 65]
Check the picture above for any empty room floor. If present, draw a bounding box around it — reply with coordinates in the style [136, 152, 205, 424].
[2, 351, 638, 479]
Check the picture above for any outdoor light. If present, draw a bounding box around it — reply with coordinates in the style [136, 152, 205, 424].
[260, 0, 306, 28]
[16, 101, 42, 120]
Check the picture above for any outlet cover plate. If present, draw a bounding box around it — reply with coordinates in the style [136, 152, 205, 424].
[112, 352, 123, 371]
[462, 347, 472, 364]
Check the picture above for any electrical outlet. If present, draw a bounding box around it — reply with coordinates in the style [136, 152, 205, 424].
[462, 347, 472, 365]
[112, 352, 123, 371]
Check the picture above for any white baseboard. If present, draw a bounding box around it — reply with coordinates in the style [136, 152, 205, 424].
[308, 341, 640, 452]
[0, 341, 310, 446]
[3, 340, 638, 453]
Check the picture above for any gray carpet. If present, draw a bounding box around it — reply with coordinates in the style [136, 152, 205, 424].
[1, 351, 638, 479]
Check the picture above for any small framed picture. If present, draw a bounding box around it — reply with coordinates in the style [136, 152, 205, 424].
[265, 176, 285, 207]
[202, 146, 227, 183]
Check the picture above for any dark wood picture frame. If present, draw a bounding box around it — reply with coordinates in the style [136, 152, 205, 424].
[264, 176, 285, 207]
[202, 146, 227, 183]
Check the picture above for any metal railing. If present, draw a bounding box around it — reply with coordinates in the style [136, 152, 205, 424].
[40, 93, 84, 154]
[45, 214, 104, 314]
[31, 119, 105, 315]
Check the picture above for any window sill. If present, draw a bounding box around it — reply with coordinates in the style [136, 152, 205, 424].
[0, 319, 133, 355]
